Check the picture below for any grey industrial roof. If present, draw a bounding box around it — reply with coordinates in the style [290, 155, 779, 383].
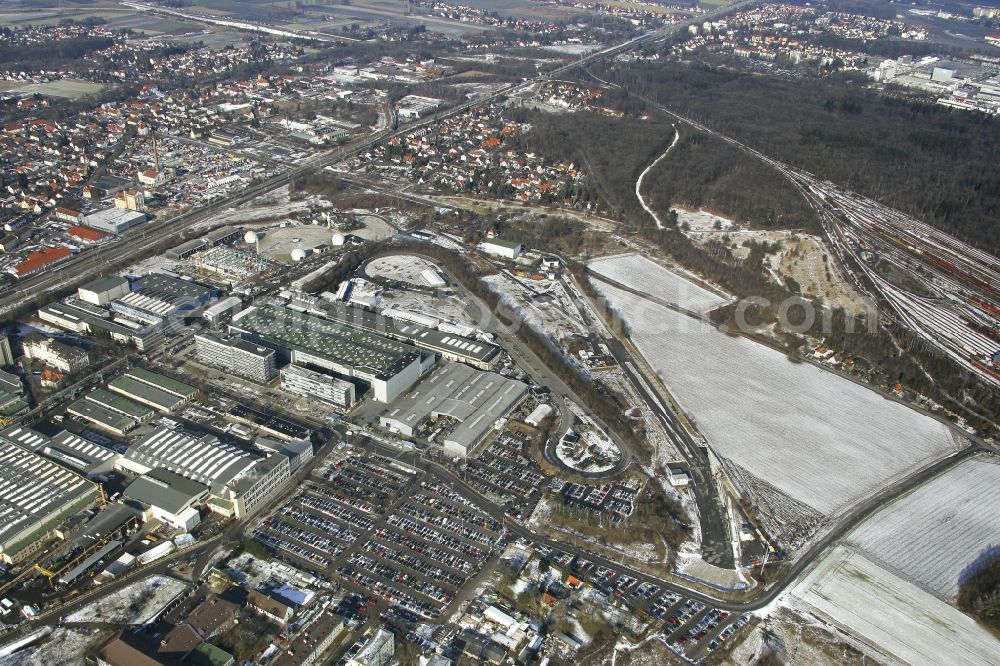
[67, 399, 136, 432]
[124, 368, 198, 399]
[81, 275, 129, 294]
[41, 430, 117, 474]
[0, 370, 21, 394]
[168, 238, 208, 257]
[124, 468, 208, 515]
[204, 225, 240, 244]
[231, 303, 424, 380]
[196, 331, 275, 358]
[108, 375, 183, 412]
[320, 303, 500, 365]
[137, 273, 213, 303]
[381, 363, 527, 451]
[0, 435, 98, 554]
[85, 388, 155, 421]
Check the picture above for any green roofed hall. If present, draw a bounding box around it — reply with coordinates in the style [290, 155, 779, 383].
[124, 367, 198, 400]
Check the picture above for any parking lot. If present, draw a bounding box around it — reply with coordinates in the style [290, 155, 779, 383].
[463, 431, 546, 517]
[254, 449, 507, 621]
[533, 543, 751, 663]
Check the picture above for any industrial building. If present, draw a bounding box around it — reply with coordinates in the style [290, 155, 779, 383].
[379, 363, 527, 457]
[0, 426, 102, 563]
[478, 238, 523, 260]
[118, 426, 291, 519]
[81, 208, 146, 235]
[123, 367, 198, 405]
[108, 375, 189, 413]
[124, 468, 207, 531]
[77, 275, 130, 306]
[37, 299, 165, 351]
[279, 364, 356, 409]
[37, 430, 119, 478]
[194, 332, 278, 383]
[84, 388, 155, 424]
[202, 295, 244, 327]
[119, 427, 256, 492]
[320, 303, 500, 370]
[229, 303, 434, 402]
[166, 225, 241, 260]
[67, 398, 138, 435]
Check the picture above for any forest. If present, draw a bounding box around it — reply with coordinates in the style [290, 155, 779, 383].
[587, 58, 1000, 250]
[958, 552, 1000, 633]
[509, 104, 819, 232]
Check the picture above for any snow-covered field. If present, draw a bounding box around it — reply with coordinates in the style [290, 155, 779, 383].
[791, 545, 1000, 666]
[594, 282, 961, 518]
[587, 253, 726, 314]
[66, 575, 189, 625]
[847, 456, 1000, 600]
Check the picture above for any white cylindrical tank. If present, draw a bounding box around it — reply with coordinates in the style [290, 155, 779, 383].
[244, 230, 258, 244]
[291, 248, 307, 261]
[332, 233, 346, 246]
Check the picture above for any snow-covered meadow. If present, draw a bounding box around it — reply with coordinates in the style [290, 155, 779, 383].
[587, 253, 727, 314]
[847, 456, 1000, 600]
[790, 546, 1000, 666]
[592, 281, 961, 517]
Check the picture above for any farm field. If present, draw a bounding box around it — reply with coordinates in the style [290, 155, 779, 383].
[6, 80, 104, 99]
[592, 281, 962, 519]
[790, 545, 1000, 666]
[847, 455, 1000, 600]
[587, 252, 727, 314]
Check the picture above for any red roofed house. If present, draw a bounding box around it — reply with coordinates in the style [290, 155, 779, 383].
[68, 225, 106, 243]
[12, 246, 72, 277]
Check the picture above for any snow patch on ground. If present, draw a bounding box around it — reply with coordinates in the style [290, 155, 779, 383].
[366, 255, 441, 286]
[483, 273, 588, 341]
[0, 628, 101, 666]
[66, 575, 189, 625]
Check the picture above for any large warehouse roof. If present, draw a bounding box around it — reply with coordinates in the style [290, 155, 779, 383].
[108, 375, 184, 412]
[380, 363, 527, 453]
[319, 303, 500, 366]
[231, 303, 424, 380]
[124, 368, 197, 400]
[42, 430, 118, 476]
[0, 429, 99, 559]
[120, 427, 258, 494]
[85, 388, 154, 422]
[124, 468, 208, 516]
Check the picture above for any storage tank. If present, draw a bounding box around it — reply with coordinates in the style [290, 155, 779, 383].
[291, 248, 307, 261]
[243, 230, 258, 244]
[332, 233, 346, 246]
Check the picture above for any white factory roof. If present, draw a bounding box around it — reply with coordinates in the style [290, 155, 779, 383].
[120, 427, 258, 494]
[0, 429, 98, 551]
